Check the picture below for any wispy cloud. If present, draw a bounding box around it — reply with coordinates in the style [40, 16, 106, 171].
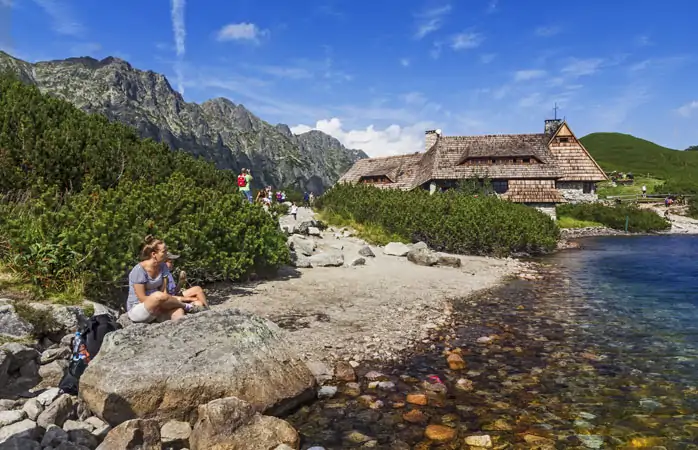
[635, 34, 652, 46]
[32, 0, 85, 37]
[248, 64, 312, 80]
[0, 0, 13, 8]
[170, 0, 186, 94]
[480, 53, 496, 64]
[514, 69, 547, 81]
[451, 32, 484, 50]
[400, 58, 411, 67]
[677, 100, 698, 117]
[216, 22, 269, 43]
[535, 26, 561, 37]
[561, 58, 604, 77]
[486, 0, 498, 13]
[596, 84, 650, 128]
[414, 4, 451, 39]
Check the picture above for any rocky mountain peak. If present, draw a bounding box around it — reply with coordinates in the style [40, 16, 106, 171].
[0, 51, 367, 192]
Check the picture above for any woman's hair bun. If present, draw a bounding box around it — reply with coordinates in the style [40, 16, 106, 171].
[144, 234, 155, 244]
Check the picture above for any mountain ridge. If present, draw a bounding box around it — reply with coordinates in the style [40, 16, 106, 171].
[0, 50, 368, 193]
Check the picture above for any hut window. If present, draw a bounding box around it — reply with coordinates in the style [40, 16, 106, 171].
[583, 182, 594, 194]
[523, 158, 530, 164]
[559, 137, 570, 143]
[492, 180, 508, 194]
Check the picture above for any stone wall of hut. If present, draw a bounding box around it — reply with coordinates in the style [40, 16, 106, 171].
[555, 181, 598, 203]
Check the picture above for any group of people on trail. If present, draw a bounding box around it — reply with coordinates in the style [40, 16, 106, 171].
[126, 235, 209, 323]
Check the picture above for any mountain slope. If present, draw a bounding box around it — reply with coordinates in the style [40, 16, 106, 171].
[0, 51, 367, 192]
[580, 132, 698, 182]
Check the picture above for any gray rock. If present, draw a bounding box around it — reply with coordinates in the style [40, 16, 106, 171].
[95, 419, 160, 450]
[0, 401, 15, 412]
[0, 419, 41, 443]
[63, 420, 92, 432]
[67, 429, 98, 449]
[38, 360, 68, 388]
[411, 241, 429, 250]
[349, 257, 366, 266]
[116, 313, 133, 329]
[357, 246, 375, 257]
[0, 300, 33, 339]
[406, 248, 439, 266]
[79, 309, 316, 426]
[305, 360, 333, 384]
[317, 386, 338, 399]
[19, 359, 39, 378]
[59, 335, 73, 348]
[290, 252, 312, 268]
[56, 442, 92, 450]
[21, 399, 43, 421]
[36, 388, 61, 406]
[287, 235, 316, 256]
[437, 255, 462, 268]
[0, 352, 11, 388]
[160, 420, 191, 447]
[309, 251, 344, 268]
[297, 220, 319, 235]
[307, 226, 321, 236]
[0, 410, 26, 427]
[41, 424, 70, 447]
[0, 343, 40, 372]
[383, 242, 410, 257]
[41, 347, 71, 365]
[37, 394, 73, 429]
[0, 437, 41, 449]
[91, 424, 110, 440]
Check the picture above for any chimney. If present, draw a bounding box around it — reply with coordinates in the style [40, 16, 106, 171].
[425, 129, 441, 151]
[544, 119, 562, 135]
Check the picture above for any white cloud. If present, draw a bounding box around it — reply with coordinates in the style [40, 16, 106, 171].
[486, 0, 498, 13]
[291, 118, 432, 157]
[451, 32, 484, 50]
[535, 26, 561, 37]
[400, 58, 410, 67]
[514, 69, 546, 81]
[216, 22, 268, 42]
[414, 4, 451, 39]
[169, 0, 186, 94]
[561, 58, 604, 77]
[32, 0, 85, 37]
[0, 0, 13, 8]
[677, 100, 698, 117]
[635, 35, 652, 46]
[250, 64, 312, 80]
[518, 92, 542, 108]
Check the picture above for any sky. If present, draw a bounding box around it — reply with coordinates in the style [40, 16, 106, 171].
[1, 0, 697, 157]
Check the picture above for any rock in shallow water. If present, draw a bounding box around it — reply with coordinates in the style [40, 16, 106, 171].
[79, 309, 316, 426]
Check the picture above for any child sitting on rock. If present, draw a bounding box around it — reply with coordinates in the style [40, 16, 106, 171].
[164, 252, 209, 309]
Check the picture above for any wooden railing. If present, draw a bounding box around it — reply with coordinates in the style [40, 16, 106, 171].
[605, 194, 694, 204]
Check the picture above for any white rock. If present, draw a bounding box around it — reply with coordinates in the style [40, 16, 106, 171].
[21, 399, 43, 421]
[383, 242, 410, 257]
[0, 410, 26, 427]
[464, 435, 492, 448]
[307, 226, 321, 236]
[0, 419, 40, 443]
[63, 419, 93, 432]
[317, 385, 338, 399]
[36, 388, 60, 406]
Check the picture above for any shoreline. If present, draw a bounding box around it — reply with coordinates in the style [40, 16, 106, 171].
[205, 207, 531, 370]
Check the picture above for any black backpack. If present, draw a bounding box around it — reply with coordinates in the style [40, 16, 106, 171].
[58, 314, 121, 395]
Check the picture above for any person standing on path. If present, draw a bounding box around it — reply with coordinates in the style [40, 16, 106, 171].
[642, 185, 647, 198]
[237, 168, 253, 203]
[290, 202, 298, 220]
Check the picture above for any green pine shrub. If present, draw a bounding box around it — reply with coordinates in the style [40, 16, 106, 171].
[316, 183, 559, 256]
[556, 203, 670, 232]
[0, 72, 290, 302]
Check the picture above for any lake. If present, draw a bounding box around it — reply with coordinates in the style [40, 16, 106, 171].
[287, 235, 698, 449]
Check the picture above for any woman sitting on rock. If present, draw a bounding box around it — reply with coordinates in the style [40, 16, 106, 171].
[125, 235, 205, 323]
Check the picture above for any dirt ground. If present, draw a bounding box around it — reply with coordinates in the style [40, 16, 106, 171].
[206, 207, 527, 367]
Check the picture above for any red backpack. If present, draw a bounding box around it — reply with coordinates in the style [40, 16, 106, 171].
[237, 174, 247, 187]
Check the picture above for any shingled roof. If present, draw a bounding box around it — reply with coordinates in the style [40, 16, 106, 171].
[338, 122, 607, 202]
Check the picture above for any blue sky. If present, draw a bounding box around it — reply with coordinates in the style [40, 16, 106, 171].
[1, 0, 697, 156]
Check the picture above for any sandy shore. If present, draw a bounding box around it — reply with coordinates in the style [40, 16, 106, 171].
[206, 207, 526, 367]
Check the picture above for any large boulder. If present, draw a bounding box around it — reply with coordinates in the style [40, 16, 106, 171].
[383, 242, 410, 257]
[0, 300, 33, 339]
[407, 248, 439, 266]
[79, 309, 316, 426]
[189, 397, 299, 450]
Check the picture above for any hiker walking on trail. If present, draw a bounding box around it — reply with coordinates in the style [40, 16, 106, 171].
[237, 168, 253, 203]
[642, 185, 647, 198]
[290, 202, 298, 220]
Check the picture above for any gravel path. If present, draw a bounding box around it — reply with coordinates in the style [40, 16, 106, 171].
[206, 207, 526, 367]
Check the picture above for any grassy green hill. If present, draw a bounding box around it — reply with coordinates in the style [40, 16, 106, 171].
[580, 132, 698, 194]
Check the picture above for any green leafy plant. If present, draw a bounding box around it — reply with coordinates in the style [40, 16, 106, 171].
[556, 203, 670, 232]
[316, 183, 559, 256]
